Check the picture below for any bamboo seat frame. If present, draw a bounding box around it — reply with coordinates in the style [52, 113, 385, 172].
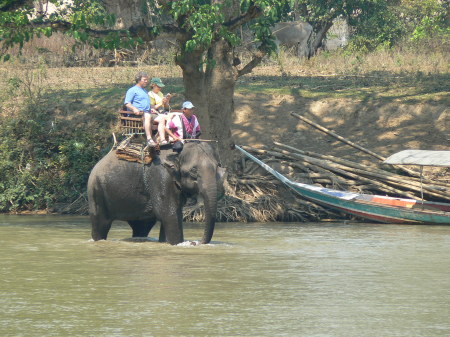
[117, 106, 184, 136]
[117, 107, 145, 136]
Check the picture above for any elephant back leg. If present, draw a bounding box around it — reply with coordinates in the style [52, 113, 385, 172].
[128, 219, 156, 238]
[158, 225, 166, 243]
[90, 213, 113, 240]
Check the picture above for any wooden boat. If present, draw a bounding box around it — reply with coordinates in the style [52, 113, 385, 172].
[235, 145, 450, 225]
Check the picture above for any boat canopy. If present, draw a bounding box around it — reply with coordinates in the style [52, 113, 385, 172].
[383, 150, 450, 167]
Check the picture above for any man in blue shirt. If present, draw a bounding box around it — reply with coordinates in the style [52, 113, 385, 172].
[124, 71, 155, 146]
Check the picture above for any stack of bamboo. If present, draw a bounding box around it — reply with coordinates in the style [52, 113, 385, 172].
[240, 142, 450, 204]
[229, 113, 450, 222]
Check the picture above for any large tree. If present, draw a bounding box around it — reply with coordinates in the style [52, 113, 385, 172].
[3, 0, 438, 166]
[289, 0, 402, 57]
[1, 0, 286, 166]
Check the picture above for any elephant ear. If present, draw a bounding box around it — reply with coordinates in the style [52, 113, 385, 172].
[161, 153, 181, 189]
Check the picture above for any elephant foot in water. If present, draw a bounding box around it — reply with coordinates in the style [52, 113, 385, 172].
[177, 240, 201, 246]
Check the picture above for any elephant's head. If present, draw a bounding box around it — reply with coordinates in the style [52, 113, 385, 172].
[177, 141, 226, 244]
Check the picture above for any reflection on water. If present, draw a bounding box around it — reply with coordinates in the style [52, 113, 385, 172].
[1, 215, 449, 336]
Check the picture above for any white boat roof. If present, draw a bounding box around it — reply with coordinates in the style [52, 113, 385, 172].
[383, 150, 450, 166]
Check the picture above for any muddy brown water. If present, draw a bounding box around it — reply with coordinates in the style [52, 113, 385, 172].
[1, 215, 449, 336]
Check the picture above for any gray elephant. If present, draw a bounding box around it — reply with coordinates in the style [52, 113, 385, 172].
[87, 142, 226, 245]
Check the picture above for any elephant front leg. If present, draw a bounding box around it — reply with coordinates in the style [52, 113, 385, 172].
[128, 219, 157, 238]
[160, 209, 184, 245]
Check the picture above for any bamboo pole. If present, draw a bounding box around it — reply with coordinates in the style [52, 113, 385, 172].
[291, 112, 385, 160]
[271, 146, 445, 198]
[274, 141, 390, 175]
[270, 147, 450, 201]
[239, 152, 349, 219]
[273, 142, 450, 195]
[276, 159, 350, 187]
[273, 142, 450, 187]
[242, 145, 448, 201]
[184, 139, 218, 143]
[244, 146, 419, 199]
[290, 112, 420, 177]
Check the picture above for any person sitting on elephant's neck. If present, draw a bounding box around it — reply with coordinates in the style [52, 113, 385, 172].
[165, 101, 201, 142]
[123, 71, 156, 147]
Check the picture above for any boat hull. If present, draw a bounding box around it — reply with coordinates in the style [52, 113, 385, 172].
[236, 145, 450, 226]
[287, 181, 450, 225]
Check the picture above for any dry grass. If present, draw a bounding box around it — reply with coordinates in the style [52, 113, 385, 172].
[5, 32, 178, 67]
[0, 64, 183, 119]
[5, 32, 448, 75]
[0, 64, 181, 90]
[250, 44, 448, 77]
[182, 173, 334, 223]
[183, 174, 284, 223]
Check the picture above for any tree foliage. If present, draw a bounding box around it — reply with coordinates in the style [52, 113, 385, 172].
[275, 0, 448, 53]
[0, 1, 289, 68]
[399, 0, 449, 41]
[0, 101, 109, 212]
[1, 0, 447, 59]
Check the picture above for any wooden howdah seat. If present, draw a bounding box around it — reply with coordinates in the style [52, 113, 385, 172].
[117, 106, 145, 136]
[115, 106, 185, 164]
[117, 106, 183, 136]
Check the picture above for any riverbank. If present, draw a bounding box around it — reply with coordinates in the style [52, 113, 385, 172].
[0, 47, 448, 217]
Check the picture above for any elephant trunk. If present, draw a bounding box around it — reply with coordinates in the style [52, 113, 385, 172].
[200, 181, 218, 244]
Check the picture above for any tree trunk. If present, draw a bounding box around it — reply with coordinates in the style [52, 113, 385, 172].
[204, 40, 236, 166]
[106, 0, 244, 168]
[178, 40, 236, 167]
[176, 47, 207, 109]
[307, 20, 333, 58]
[102, 0, 150, 29]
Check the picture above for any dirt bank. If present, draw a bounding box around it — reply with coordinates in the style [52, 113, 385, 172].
[233, 93, 449, 176]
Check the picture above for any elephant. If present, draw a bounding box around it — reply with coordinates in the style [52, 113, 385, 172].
[273, 21, 313, 58]
[87, 141, 226, 245]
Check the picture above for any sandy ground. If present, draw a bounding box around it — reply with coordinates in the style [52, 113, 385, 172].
[232, 93, 449, 178]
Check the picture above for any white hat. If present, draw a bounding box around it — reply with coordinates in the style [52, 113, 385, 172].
[182, 101, 195, 109]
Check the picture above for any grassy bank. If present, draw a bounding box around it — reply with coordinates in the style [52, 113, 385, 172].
[0, 44, 448, 214]
[239, 44, 449, 104]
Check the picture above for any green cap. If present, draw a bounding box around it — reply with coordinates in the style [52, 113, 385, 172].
[150, 77, 165, 87]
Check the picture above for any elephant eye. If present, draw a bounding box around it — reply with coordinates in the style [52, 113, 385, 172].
[189, 167, 198, 178]
[181, 168, 198, 179]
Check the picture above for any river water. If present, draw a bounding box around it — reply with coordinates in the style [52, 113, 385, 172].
[0, 215, 449, 337]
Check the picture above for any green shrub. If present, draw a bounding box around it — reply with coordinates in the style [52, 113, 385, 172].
[0, 100, 113, 212]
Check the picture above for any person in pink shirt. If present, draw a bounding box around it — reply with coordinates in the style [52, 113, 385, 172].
[165, 101, 201, 142]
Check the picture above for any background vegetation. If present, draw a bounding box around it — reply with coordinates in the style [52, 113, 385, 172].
[0, 0, 448, 214]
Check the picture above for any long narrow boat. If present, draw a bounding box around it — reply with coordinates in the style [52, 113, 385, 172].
[235, 145, 450, 225]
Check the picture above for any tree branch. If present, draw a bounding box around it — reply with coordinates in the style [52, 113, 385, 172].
[236, 49, 266, 78]
[307, 19, 334, 58]
[5, 18, 183, 42]
[224, 3, 263, 31]
[0, 0, 32, 11]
